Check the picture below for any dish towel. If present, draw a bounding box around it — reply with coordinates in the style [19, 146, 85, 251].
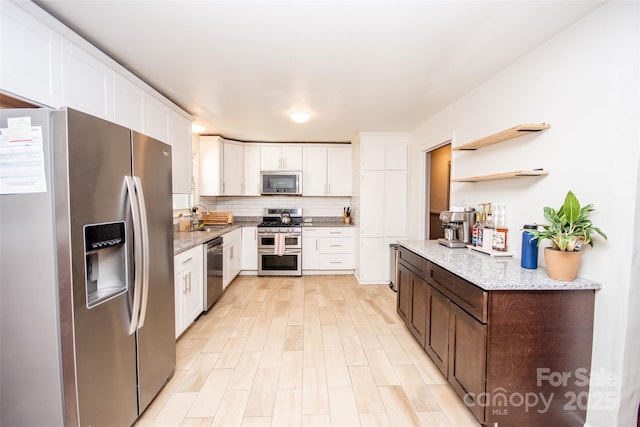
[274, 233, 285, 256]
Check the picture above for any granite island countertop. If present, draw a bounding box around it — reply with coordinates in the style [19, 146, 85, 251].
[398, 240, 601, 291]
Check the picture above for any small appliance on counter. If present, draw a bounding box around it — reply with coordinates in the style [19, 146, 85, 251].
[437, 207, 475, 248]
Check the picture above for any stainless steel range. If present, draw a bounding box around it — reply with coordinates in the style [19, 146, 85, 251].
[257, 208, 303, 276]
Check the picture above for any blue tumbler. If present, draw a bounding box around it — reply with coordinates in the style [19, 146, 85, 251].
[521, 225, 539, 269]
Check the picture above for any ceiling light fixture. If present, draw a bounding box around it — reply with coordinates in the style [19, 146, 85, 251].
[290, 111, 310, 124]
[191, 124, 206, 134]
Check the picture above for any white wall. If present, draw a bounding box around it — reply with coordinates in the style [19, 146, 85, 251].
[407, 2, 639, 426]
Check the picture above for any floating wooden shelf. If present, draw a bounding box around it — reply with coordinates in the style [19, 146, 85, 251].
[453, 123, 551, 151]
[452, 169, 550, 183]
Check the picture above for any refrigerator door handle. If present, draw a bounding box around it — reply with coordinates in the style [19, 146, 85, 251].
[126, 176, 143, 335]
[133, 176, 150, 329]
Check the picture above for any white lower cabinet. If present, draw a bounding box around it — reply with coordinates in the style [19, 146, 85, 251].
[174, 245, 204, 338]
[241, 226, 258, 272]
[223, 228, 242, 288]
[302, 227, 354, 273]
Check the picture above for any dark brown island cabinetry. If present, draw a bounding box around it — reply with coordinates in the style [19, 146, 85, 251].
[396, 246, 595, 427]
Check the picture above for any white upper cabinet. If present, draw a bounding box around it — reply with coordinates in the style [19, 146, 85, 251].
[362, 141, 407, 171]
[201, 138, 262, 197]
[327, 146, 352, 196]
[62, 39, 113, 120]
[261, 144, 302, 171]
[302, 146, 327, 196]
[243, 144, 261, 196]
[1, 2, 193, 196]
[222, 139, 244, 195]
[170, 113, 192, 194]
[385, 144, 408, 170]
[302, 145, 352, 196]
[114, 74, 145, 133]
[0, 2, 62, 108]
[199, 136, 222, 196]
[144, 95, 171, 143]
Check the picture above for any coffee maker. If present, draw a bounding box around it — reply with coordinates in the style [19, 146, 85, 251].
[437, 207, 476, 248]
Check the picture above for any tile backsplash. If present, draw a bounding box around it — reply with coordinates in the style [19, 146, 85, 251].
[200, 196, 352, 217]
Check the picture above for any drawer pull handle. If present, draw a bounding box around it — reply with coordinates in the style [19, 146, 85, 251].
[182, 257, 193, 264]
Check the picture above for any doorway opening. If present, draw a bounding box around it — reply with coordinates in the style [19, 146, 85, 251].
[424, 142, 451, 240]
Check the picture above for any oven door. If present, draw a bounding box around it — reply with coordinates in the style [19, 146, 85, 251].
[258, 249, 301, 276]
[258, 233, 302, 249]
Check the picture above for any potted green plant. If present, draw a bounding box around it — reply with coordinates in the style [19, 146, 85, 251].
[529, 190, 607, 281]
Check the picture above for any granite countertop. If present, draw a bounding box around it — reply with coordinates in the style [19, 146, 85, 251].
[398, 240, 602, 291]
[173, 220, 261, 255]
[173, 217, 354, 255]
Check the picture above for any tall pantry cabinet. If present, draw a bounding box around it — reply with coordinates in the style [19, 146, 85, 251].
[352, 133, 408, 284]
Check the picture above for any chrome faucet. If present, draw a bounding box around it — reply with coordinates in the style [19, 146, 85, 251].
[191, 203, 209, 214]
[190, 204, 209, 229]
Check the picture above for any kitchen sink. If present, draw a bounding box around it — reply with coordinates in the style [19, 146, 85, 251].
[192, 225, 229, 232]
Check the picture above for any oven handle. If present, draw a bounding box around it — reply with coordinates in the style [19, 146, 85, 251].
[258, 249, 301, 254]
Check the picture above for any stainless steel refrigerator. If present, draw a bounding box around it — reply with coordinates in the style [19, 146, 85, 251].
[0, 108, 176, 426]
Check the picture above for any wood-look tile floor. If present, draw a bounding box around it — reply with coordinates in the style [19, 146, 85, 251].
[135, 275, 481, 427]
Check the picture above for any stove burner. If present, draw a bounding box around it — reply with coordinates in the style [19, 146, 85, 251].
[258, 219, 303, 227]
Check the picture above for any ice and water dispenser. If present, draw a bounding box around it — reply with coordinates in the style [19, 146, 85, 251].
[84, 222, 128, 308]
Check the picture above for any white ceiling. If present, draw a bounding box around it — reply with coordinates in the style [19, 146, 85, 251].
[34, 0, 603, 142]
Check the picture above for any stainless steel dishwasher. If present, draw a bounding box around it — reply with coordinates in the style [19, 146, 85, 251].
[204, 237, 223, 311]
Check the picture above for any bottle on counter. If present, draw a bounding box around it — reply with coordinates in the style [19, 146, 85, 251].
[481, 202, 494, 250]
[521, 225, 539, 269]
[492, 203, 508, 252]
[472, 213, 481, 246]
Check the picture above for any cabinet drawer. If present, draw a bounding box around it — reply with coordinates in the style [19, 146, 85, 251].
[319, 227, 354, 238]
[427, 262, 487, 323]
[398, 246, 425, 276]
[174, 245, 203, 270]
[319, 238, 353, 254]
[319, 254, 354, 270]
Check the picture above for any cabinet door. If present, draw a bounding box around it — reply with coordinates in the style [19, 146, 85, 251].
[243, 145, 261, 196]
[199, 136, 222, 196]
[170, 112, 192, 194]
[327, 146, 352, 196]
[62, 39, 113, 120]
[361, 143, 385, 170]
[302, 146, 327, 196]
[231, 238, 242, 279]
[409, 274, 428, 347]
[241, 227, 258, 271]
[1, 2, 63, 107]
[281, 145, 302, 170]
[302, 236, 320, 270]
[360, 171, 385, 237]
[448, 303, 487, 422]
[358, 237, 387, 283]
[260, 145, 281, 170]
[384, 171, 407, 237]
[396, 263, 412, 325]
[424, 286, 450, 376]
[114, 74, 144, 132]
[223, 140, 244, 195]
[222, 243, 232, 288]
[385, 144, 407, 170]
[144, 95, 170, 143]
[174, 270, 185, 338]
[183, 257, 203, 329]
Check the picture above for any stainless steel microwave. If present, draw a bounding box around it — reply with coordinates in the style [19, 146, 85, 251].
[260, 171, 302, 195]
